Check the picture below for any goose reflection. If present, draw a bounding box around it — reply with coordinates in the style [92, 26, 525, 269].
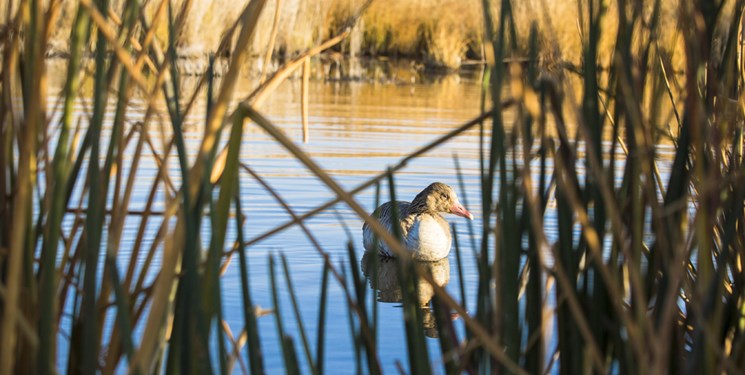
[361, 252, 451, 338]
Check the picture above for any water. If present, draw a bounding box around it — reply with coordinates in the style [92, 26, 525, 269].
[227, 76, 488, 373]
[47, 66, 676, 373]
[47, 69, 490, 373]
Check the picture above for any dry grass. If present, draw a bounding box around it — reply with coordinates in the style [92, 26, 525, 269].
[3, 0, 719, 71]
[326, 0, 482, 68]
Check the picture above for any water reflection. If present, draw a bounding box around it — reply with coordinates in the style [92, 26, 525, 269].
[45, 58, 488, 371]
[361, 252, 451, 338]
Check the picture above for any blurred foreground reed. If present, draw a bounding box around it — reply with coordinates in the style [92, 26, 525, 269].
[2, 0, 745, 374]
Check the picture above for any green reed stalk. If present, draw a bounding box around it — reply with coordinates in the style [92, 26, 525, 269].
[282, 336, 301, 375]
[581, 0, 610, 372]
[522, 23, 544, 374]
[96, 0, 140, 362]
[0, 0, 42, 372]
[478, 2, 500, 371]
[78, 0, 111, 372]
[234, 190, 266, 374]
[386, 173, 431, 374]
[341, 264, 363, 375]
[207, 61, 245, 375]
[398, 260, 430, 374]
[104, 126, 148, 371]
[482, 0, 522, 370]
[437, 230, 463, 374]
[315, 261, 330, 374]
[37, 3, 91, 373]
[453, 155, 478, 258]
[281, 254, 318, 375]
[146, 0, 265, 368]
[432, 293, 459, 375]
[107, 257, 135, 362]
[346, 242, 382, 374]
[270, 255, 300, 375]
[162, 1, 206, 371]
[371, 183, 381, 344]
[451, 225, 467, 312]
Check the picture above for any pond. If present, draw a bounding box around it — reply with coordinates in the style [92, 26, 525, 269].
[225, 74, 488, 373]
[49, 64, 675, 373]
[47, 67, 491, 373]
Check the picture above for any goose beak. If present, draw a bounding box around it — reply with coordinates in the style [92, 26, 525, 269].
[450, 203, 474, 220]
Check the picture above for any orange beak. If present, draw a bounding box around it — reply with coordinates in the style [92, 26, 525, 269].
[450, 202, 474, 220]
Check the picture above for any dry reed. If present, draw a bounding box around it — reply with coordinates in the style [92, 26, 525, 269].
[2, 0, 745, 374]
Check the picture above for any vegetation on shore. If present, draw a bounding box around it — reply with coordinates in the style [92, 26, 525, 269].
[2, 0, 717, 70]
[1, 0, 745, 374]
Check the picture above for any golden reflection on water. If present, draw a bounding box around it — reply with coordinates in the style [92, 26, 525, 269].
[42, 59, 486, 371]
[44, 59, 490, 182]
[41, 58, 680, 371]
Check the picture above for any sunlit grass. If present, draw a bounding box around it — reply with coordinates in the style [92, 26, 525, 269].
[2, 0, 699, 71]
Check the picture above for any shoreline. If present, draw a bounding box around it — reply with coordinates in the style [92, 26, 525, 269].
[43, 52, 489, 84]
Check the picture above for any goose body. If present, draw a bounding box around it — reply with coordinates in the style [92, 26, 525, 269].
[362, 182, 473, 261]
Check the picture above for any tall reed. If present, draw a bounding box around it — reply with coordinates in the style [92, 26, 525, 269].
[470, 0, 745, 373]
[0, 0, 371, 373]
[2, 0, 745, 374]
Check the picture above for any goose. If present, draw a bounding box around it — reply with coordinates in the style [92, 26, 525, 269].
[362, 182, 473, 261]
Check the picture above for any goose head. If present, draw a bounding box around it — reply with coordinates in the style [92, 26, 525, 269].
[411, 182, 474, 220]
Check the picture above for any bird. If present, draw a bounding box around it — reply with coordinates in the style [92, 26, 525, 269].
[362, 182, 474, 261]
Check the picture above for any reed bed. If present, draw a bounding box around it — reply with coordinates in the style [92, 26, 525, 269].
[1, 0, 745, 374]
[1, 0, 695, 71]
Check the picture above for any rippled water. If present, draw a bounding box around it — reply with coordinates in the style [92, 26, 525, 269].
[230, 76, 487, 373]
[48, 70, 490, 373]
[49, 67, 675, 373]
